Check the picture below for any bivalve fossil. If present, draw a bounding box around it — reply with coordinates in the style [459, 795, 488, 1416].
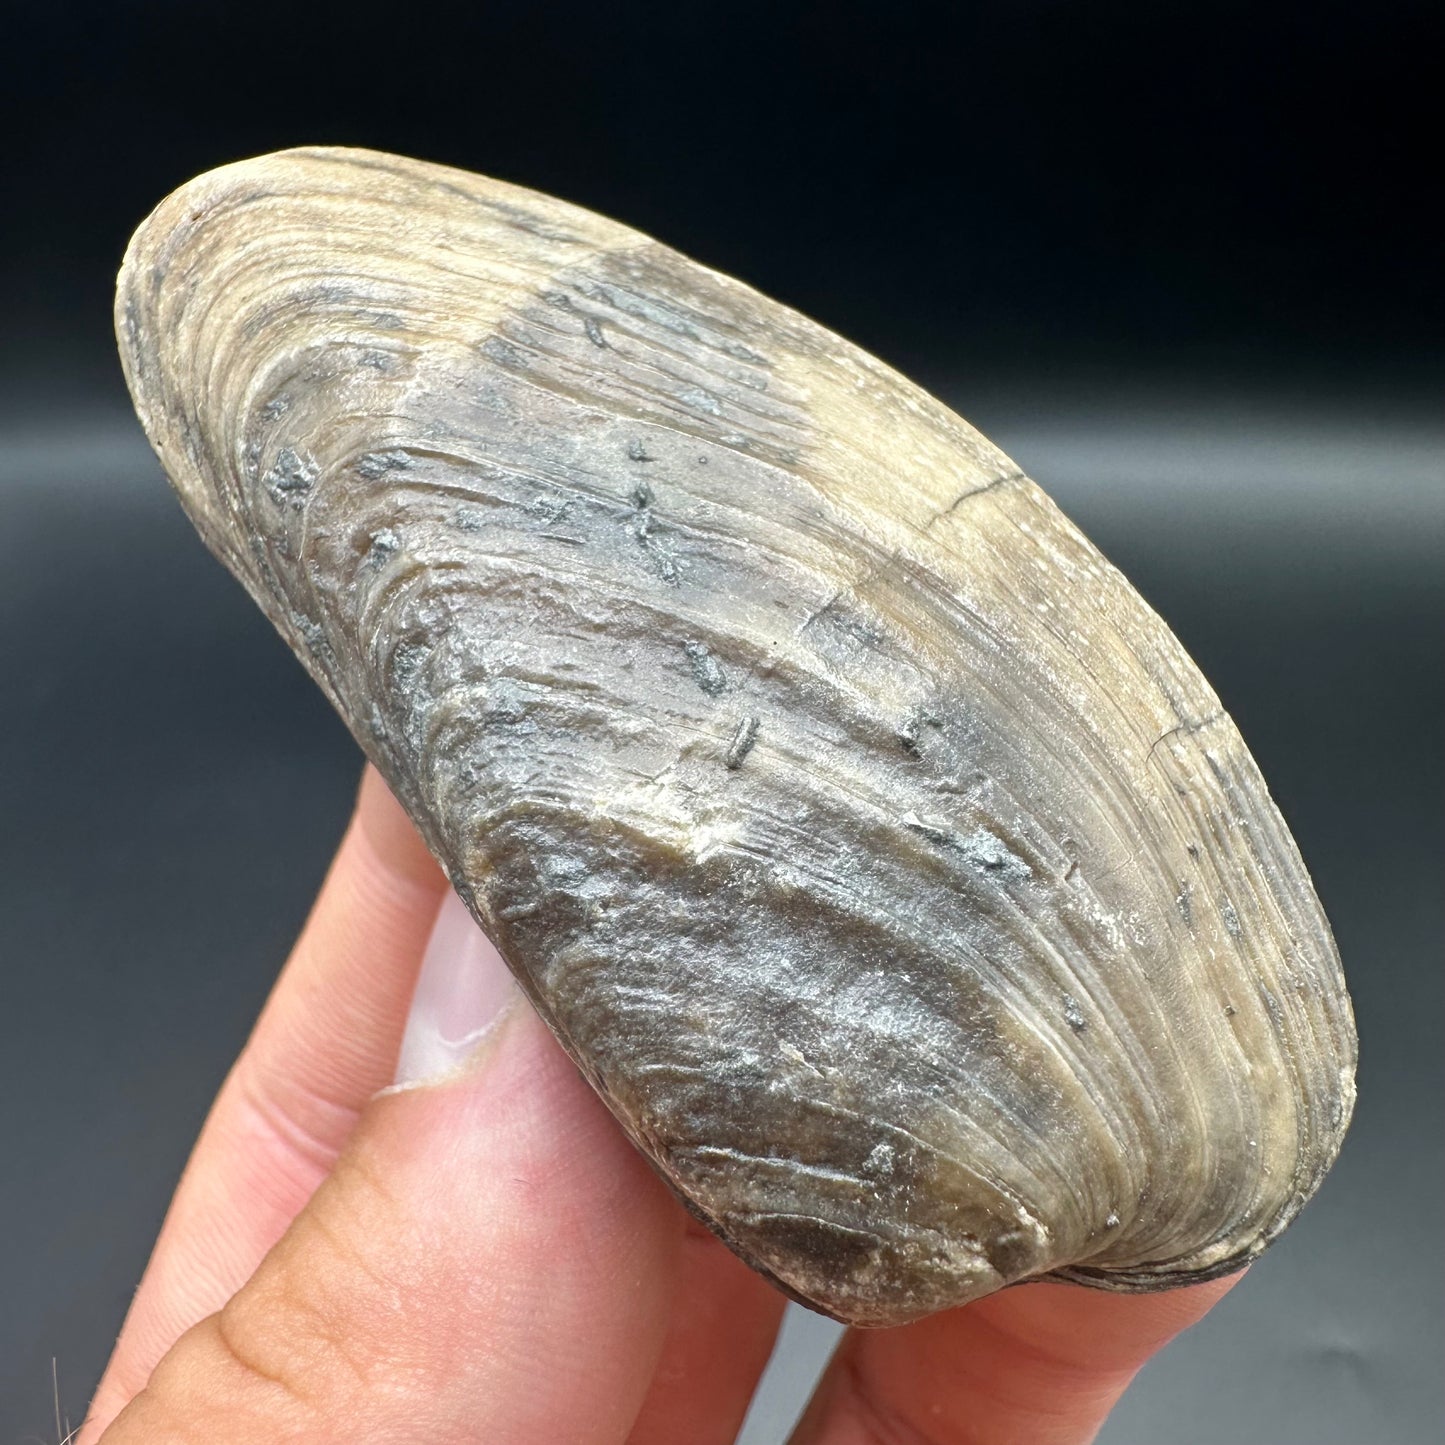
[115, 147, 1357, 1327]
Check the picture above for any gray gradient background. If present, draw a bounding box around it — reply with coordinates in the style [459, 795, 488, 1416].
[2, 3, 1440, 1441]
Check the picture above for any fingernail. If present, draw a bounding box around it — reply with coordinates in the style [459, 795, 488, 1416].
[391, 889, 519, 1088]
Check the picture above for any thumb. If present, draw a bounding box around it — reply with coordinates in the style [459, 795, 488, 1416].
[99, 893, 684, 1444]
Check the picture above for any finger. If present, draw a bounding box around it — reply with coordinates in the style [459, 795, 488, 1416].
[791, 1273, 1242, 1445]
[83, 766, 446, 1437]
[99, 985, 685, 1444]
[625, 1219, 787, 1445]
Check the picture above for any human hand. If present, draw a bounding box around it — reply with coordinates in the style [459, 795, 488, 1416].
[82, 766, 1239, 1444]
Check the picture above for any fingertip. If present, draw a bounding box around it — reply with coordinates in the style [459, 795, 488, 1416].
[969, 1268, 1247, 1376]
[794, 1270, 1248, 1445]
[353, 764, 446, 893]
[890, 1268, 1248, 1413]
[1124, 1266, 1247, 1335]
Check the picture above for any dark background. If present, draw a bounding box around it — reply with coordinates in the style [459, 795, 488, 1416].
[2, 3, 1440, 1441]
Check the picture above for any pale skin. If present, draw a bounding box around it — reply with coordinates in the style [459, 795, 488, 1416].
[81, 766, 1238, 1444]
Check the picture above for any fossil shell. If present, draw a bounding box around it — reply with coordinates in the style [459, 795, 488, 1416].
[115, 147, 1356, 1327]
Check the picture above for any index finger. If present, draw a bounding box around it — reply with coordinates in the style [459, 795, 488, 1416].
[81, 766, 447, 1438]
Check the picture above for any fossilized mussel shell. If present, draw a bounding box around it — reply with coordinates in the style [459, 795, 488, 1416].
[116, 147, 1356, 1327]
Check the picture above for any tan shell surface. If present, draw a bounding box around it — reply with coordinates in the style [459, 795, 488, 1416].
[116, 147, 1356, 1327]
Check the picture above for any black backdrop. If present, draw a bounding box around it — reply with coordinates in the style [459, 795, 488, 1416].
[4, 1, 1439, 404]
[2, 3, 1440, 1441]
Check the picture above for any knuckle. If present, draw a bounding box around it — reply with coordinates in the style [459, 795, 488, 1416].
[211, 1305, 322, 1416]
[109, 1311, 320, 1442]
[233, 1054, 362, 1192]
[223, 1222, 379, 1405]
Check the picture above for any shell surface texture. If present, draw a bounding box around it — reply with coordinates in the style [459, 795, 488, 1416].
[116, 147, 1357, 1328]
